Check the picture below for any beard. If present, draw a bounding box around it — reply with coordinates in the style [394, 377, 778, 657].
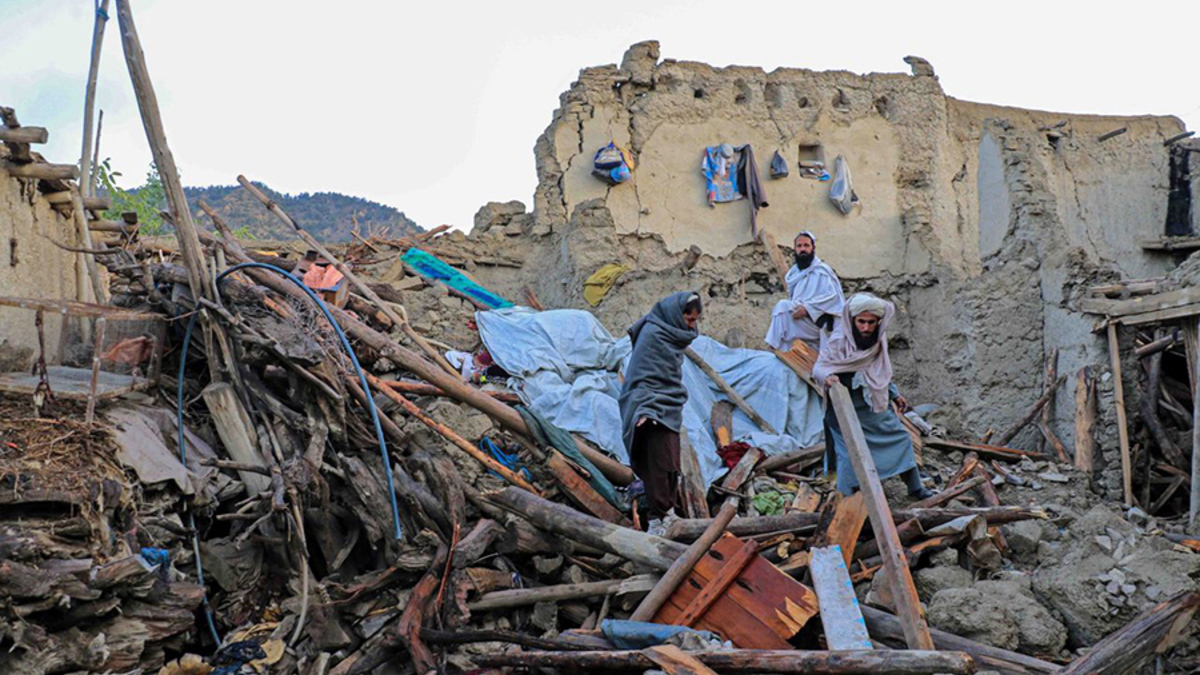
[793, 252, 815, 270]
[853, 327, 879, 350]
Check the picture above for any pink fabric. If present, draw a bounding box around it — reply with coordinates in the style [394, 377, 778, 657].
[812, 294, 895, 413]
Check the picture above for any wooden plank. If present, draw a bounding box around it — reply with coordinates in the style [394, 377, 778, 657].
[200, 382, 271, 495]
[1119, 302, 1200, 326]
[678, 425, 710, 519]
[546, 453, 627, 525]
[1140, 236, 1200, 252]
[721, 447, 764, 492]
[675, 537, 758, 626]
[1079, 286, 1200, 316]
[810, 545, 872, 650]
[829, 383, 934, 650]
[1107, 323, 1134, 507]
[711, 400, 734, 447]
[758, 230, 791, 291]
[773, 341, 823, 395]
[643, 645, 720, 675]
[1074, 366, 1097, 476]
[823, 492, 868, 568]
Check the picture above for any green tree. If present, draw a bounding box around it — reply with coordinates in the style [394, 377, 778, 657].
[96, 160, 167, 236]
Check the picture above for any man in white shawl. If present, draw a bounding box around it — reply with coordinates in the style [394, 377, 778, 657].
[764, 231, 844, 352]
[813, 293, 932, 499]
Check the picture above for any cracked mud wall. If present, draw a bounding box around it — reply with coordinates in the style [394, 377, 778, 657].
[474, 43, 1185, 499]
[0, 171, 83, 369]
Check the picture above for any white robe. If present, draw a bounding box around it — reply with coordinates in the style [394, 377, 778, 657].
[764, 257, 845, 351]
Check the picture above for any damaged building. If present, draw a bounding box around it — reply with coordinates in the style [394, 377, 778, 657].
[3, 16, 1200, 675]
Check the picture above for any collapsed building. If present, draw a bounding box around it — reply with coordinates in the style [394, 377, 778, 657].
[3, 21, 1200, 675]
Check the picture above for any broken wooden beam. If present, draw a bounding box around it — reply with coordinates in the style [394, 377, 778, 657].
[473, 648, 975, 674]
[1058, 591, 1200, 675]
[994, 374, 1066, 447]
[829, 382, 934, 649]
[924, 438, 1044, 462]
[908, 474, 986, 509]
[1106, 322, 1134, 507]
[756, 443, 824, 474]
[379, 379, 520, 403]
[1074, 366, 1097, 476]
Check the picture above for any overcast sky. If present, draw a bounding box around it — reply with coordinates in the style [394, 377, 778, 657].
[5, 1, 1199, 232]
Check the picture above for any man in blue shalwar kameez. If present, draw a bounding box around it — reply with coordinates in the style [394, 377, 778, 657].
[813, 293, 932, 499]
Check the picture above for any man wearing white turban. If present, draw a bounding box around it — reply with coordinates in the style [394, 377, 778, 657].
[813, 293, 931, 498]
[764, 230, 844, 352]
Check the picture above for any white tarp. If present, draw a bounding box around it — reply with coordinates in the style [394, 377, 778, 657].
[477, 307, 824, 487]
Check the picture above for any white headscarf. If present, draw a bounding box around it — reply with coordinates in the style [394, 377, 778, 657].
[812, 293, 896, 413]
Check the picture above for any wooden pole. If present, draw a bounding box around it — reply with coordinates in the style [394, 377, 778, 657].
[631, 499, 737, 622]
[1074, 366, 1097, 476]
[473, 649, 975, 675]
[485, 486, 685, 570]
[677, 424, 710, 519]
[1187, 318, 1200, 532]
[1106, 322, 1134, 507]
[993, 374, 1066, 447]
[79, 0, 111, 199]
[0, 127, 48, 144]
[469, 574, 657, 612]
[84, 316, 107, 427]
[89, 110, 104, 194]
[114, 0, 211, 297]
[685, 347, 776, 434]
[237, 175, 460, 380]
[829, 383, 934, 650]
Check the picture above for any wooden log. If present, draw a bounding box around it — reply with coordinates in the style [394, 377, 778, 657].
[1107, 323, 1134, 507]
[1075, 366, 1097, 476]
[545, 452, 628, 524]
[666, 505, 1042, 542]
[1135, 330, 1181, 358]
[115, 0, 211, 296]
[485, 486, 685, 570]
[1187, 318, 1200, 531]
[678, 424, 710, 519]
[924, 438, 1044, 462]
[685, 347, 775, 434]
[474, 649, 975, 674]
[756, 443, 824, 474]
[201, 382, 272, 495]
[470, 574, 657, 612]
[758, 230, 792, 291]
[861, 605, 1058, 675]
[1041, 349, 1065, 460]
[365, 372, 540, 494]
[379, 379, 520, 403]
[994, 375, 1067, 447]
[0, 108, 32, 162]
[631, 499, 738, 622]
[1098, 127, 1128, 142]
[1140, 339, 1186, 467]
[0, 160, 79, 180]
[88, 220, 140, 233]
[0, 126, 48, 144]
[722, 447, 764, 492]
[855, 517, 925, 561]
[829, 383, 934, 649]
[908, 474, 986, 509]
[78, 0, 110, 198]
[1058, 591, 1200, 675]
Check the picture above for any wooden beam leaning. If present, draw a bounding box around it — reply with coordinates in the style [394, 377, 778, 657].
[238, 175, 461, 380]
[1186, 318, 1200, 531]
[828, 383, 934, 650]
[114, 0, 210, 297]
[685, 347, 776, 434]
[1106, 322, 1134, 507]
[79, 0, 111, 199]
[1058, 591, 1200, 675]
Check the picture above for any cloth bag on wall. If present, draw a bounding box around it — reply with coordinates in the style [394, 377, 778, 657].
[593, 142, 634, 185]
[769, 150, 789, 178]
[829, 155, 860, 214]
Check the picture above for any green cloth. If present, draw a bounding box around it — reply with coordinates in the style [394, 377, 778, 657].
[583, 263, 629, 306]
[517, 406, 624, 510]
[752, 490, 788, 516]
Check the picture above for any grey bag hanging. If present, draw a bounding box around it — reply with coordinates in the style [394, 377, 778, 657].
[769, 150, 789, 178]
[829, 155, 860, 214]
